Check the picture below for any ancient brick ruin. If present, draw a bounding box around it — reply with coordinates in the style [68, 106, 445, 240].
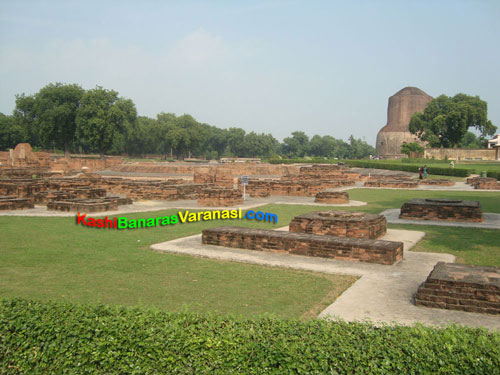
[419, 179, 455, 186]
[0, 196, 34, 210]
[415, 262, 500, 315]
[289, 211, 386, 239]
[314, 191, 350, 204]
[467, 177, 500, 190]
[197, 188, 243, 207]
[399, 198, 483, 222]
[202, 226, 403, 265]
[47, 196, 131, 213]
[364, 178, 419, 189]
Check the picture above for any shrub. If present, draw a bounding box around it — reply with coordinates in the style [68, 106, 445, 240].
[487, 171, 500, 180]
[1, 299, 499, 374]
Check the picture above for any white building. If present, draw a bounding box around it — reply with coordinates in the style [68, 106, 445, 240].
[487, 134, 500, 149]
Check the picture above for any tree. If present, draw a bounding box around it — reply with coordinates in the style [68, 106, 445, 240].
[348, 135, 375, 159]
[282, 131, 309, 157]
[459, 131, 485, 149]
[13, 94, 39, 147]
[409, 94, 497, 148]
[75, 87, 137, 157]
[12, 83, 84, 155]
[0, 113, 24, 150]
[401, 142, 424, 157]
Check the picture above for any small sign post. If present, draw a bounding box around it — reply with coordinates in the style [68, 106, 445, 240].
[242, 175, 248, 201]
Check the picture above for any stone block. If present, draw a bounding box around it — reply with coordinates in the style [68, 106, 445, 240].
[400, 198, 482, 222]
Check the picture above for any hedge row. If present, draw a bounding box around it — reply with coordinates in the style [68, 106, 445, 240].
[1, 299, 499, 374]
[487, 171, 500, 180]
[344, 160, 471, 177]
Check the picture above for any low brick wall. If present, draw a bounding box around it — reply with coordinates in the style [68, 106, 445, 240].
[47, 198, 119, 213]
[364, 180, 419, 188]
[466, 177, 500, 190]
[400, 198, 482, 222]
[415, 262, 500, 315]
[289, 211, 386, 239]
[197, 188, 243, 207]
[419, 179, 455, 186]
[0, 196, 34, 210]
[202, 226, 403, 265]
[244, 179, 351, 197]
[314, 191, 350, 204]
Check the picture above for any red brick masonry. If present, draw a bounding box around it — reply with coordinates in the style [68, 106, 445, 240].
[314, 191, 350, 204]
[0, 195, 34, 210]
[197, 188, 243, 207]
[202, 226, 403, 265]
[289, 211, 386, 239]
[419, 179, 455, 186]
[415, 262, 500, 315]
[399, 198, 483, 222]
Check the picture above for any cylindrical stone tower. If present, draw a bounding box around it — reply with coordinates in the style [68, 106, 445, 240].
[376, 87, 432, 158]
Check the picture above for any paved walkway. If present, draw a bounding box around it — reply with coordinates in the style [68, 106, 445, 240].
[150, 228, 500, 331]
[382, 209, 500, 229]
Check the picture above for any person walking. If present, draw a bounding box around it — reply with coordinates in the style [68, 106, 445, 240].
[419, 166, 423, 180]
[423, 165, 428, 178]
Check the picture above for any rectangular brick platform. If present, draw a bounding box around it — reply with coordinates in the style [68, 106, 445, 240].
[289, 211, 386, 239]
[419, 179, 455, 186]
[364, 180, 419, 188]
[314, 191, 349, 204]
[47, 198, 119, 213]
[197, 188, 243, 207]
[202, 226, 403, 265]
[0, 196, 34, 210]
[415, 262, 500, 315]
[399, 198, 483, 222]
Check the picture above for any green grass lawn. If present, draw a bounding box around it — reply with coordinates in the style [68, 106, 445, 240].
[1, 188, 499, 318]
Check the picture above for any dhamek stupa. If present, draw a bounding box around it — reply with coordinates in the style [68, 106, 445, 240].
[376, 87, 432, 158]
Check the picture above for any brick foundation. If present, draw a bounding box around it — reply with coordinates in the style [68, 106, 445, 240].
[415, 262, 500, 315]
[364, 180, 419, 188]
[0, 196, 34, 210]
[289, 211, 386, 239]
[197, 188, 243, 207]
[47, 198, 120, 213]
[314, 191, 350, 204]
[202, 226, 403, 265]
[466, 177, 500, 190]
[399, 198, 483, 222]
[419, 179, 455, 186]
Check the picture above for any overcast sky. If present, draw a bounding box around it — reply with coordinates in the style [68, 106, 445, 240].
[1, 0, 499, 145]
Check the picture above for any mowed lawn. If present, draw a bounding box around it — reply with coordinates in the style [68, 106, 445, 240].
[1, 188, 499, 317]
[0, 211, 356, 319]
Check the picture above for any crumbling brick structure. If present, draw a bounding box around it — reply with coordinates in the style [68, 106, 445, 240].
[0, 196, 34, 210]
[314, 191, 350, 204]
[46, 197, 130, 213]
[419, 179, 455, 186]
[400, 198, 483, 222]
[466, 177, 500, 190]
[198, 188, 243, 207]
[289, 211, 386, 239]
[202, 226, 403, 265]
[415, 262, 500, 315]
[364, 179, 419, 188]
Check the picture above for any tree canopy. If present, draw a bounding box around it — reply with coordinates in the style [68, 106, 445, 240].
[409, 94, 497, 148]
[2, 82, 376, 160]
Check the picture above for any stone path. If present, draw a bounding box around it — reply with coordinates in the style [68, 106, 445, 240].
[382, 208, 500, 229]
[150, 228, 500, 330]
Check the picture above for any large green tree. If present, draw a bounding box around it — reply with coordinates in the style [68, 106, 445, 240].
[282, 131, 309, 157]
[0, 113, 24, 151]
[13, 83, 84, 155]
[75, 87, 137, 157]
[409, 94, 497, 148]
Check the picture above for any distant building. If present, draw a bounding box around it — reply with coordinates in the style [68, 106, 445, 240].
[487, 134, 500, 149]
[375, 87, 432, 159]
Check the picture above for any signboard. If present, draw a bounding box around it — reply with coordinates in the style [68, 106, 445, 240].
[242, 175, 248, 185]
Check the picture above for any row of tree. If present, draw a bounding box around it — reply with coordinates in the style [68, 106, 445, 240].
[0, 83, 376, 159]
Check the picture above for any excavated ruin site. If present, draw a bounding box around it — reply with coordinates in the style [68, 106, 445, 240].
[2, 143, 500, 323]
